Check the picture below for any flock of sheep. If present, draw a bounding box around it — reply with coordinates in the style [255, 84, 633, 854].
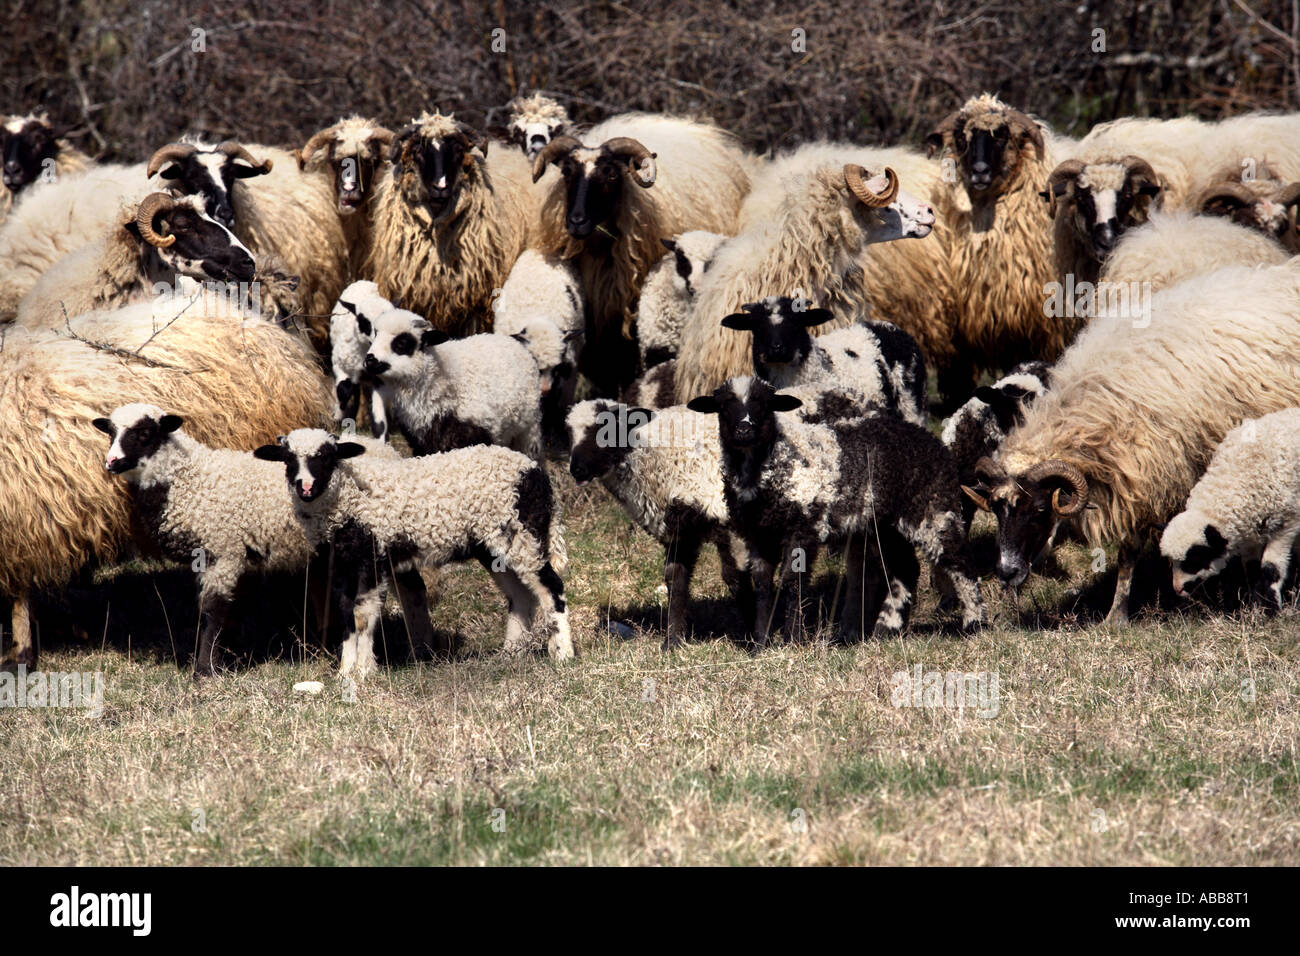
[0, 90, 1298, 676]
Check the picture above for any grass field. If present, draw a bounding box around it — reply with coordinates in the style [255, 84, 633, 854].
[3, 463, 1297, 866]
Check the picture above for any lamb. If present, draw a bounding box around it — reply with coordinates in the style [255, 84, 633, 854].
[687, 376, 985, 645]
[92, 406, 400, 677]
[254, 429, 573, 666]
[1192, 170, 1300, 254]
[364, 111, 539, 335]
[672, 161, 938, 403]
[1098, 209, 1292, 293]
[962, 258, 1300, 625]
[941, 361, 1052, 524]
[635, 231, 727, 369]
[1160, 409, 1300, 611]
[531, 113, 753, 394]
[296, 116, 396, 276]
[925, 94, 1080, 393]
[15, 193, 257, 329]
[0, 292, 331, 670]
[363, 307, 542, 459]
[1, 112, 90, 223]
[504, 93, 572, 160]
[329, 280, 395, 438]
[718, 295, 928, 426]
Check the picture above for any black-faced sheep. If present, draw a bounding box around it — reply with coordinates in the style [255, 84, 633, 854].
[364, 111, 539, 336]
[362, 307, 542, 459]
[964, 258, 1300, 625]
[1, 112, 89, 223]
[688, 376, 985, 645]
[1160, 408, 1300, 611]
[532, 113, 752, 395]
[0, 294, 331, 670]
[254, 429, 573, 663]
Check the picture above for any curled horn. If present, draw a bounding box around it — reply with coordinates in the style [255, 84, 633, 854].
[217, 141, 273, 173]
[1121, 155, 1160, 195]
[135, 192, 178, 248]
[925, 109, 962, 158]
[1043, 158, 1086, 216]
[1194, 180, 1255, 212]
[146, 142, 198, 178]
[531, 134, 581, 183]
[1024, 459, 1089, 516]
[973, 455, 1007, 483]
[297, 128, 336, 169]
[844, 164, 899, 207]
[602, 137, 657, 187]
[1275, 181, 1300, 208]
[1006, 108, 1045, 160]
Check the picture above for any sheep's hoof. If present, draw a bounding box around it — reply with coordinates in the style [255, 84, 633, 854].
[0, 646, 35, 673]
[1101, 608, 1130, 628]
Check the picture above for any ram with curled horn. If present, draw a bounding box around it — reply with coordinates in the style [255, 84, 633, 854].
[1193, 171, 1300, 254]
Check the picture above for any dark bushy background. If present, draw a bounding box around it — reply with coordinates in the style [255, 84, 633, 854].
[4, 0, 1297, 160]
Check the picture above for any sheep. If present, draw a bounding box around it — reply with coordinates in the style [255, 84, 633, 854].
[635, 230, 726, 369]
[296, 116, 396, 276]
[1160, 409, 1300, 611]
[1044, 154, 1164, 286]
[0, 292, 332, 670]
[941, 361, 1052, 524]
[15, 193, 258, 329]
[1192, 169, 1300, 254]
[531, 113, 753, 395]
[687, 376, 985, 645]
[329, 280, 395, 438]
[1098, 209, 1292, 294]
[924, 94, 1080, 394]
[362, 307, 542, 459]
[1, 112, 89, 223]
[0, 138, 274, 316]
[717, 295, 928, 427]
[254, 429, 573, 665]
[91, 405, 400, 677]
[672, 160, 939, 404]
[962, 258, 1300, 625]
[504, 93, 572, 160]
[363, 111, 539, 336]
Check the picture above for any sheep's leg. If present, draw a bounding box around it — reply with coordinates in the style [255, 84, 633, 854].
[194, 589, 231, 679]
[839, 534, 868, 641]
[663, 534, 702, 650]
[1103, 544, 1138, 627]
[780, 541, 818, 642]
[499, 557, 574, 660]
[488, 563, 541, 656]
[391, 566, 445, 659]
[1256, 529, 1298, 612]
[749, 555, 778, 649]
[874, 527, 920, 636]
[2, 593, 36, 672]
[367, 387, 388, 441]
[908, 511, 984, 634]
[339, 559, 381, 679]
[717, 538, 756, 635]
[335, 376, 360, 425]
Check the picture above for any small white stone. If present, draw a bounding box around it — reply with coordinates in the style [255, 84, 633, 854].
[293, 681, 324, 695]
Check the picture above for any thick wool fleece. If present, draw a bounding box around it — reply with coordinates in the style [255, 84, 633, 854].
[1100, 210, 1290, 292]
[1161, 409, 1300, 566]
[494, 249, 583, 336]
[999, 258, 1300, 552]
[634, 230, 727, 367]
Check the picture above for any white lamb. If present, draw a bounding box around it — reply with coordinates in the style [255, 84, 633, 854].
[330, 280, 396, 437]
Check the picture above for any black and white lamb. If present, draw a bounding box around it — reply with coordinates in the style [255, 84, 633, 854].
[363, 307, 543, 459]
[330, 279, 396, 438]
[254, 429, 573, 669]
[942, 360, 1052, 523]
[688, 376, 984, 644]
[635, 231, 727, 369]
[719, 296, 929, 426]
[93, 403, 403, 677]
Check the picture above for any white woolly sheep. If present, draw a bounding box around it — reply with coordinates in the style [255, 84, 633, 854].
[688, 376, 985, 644]
[1, 112, 90, 224]
[964, 257, 1300, 625]
[363, 307, 542, 459]
[254, 430, 573, 667]
[1161, 408, 1300, 611]
[0, 292, 331, 670]
[673, 160, 938, 403]
[531, 113, 753, 395]
[635, 230, 726, 369]
[364, 111, 539, 335]
[504, 92, 572, 160]
[15, 193, 257, 329]
[329, 280, 395, 437]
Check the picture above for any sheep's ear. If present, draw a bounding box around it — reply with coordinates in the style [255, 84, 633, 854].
[335, 442, 366, 460]
[420, 329, 449, 349]
[91, 417, 114, 436]
[660, 238, 677, 252]
[720, 312, 756, 331]
[800, 308, 834, 328]
[924, 130, 946, 159]
[511, 332, 528, 344]
[253, 444, 286, 462]
[562, 329, 584, 343]
[338, 299, 359, 315]
[160, 414, 183, 434]
[770, 394, 803, 413]
[973, 385, 1001, 405]
[687, 396, 719, 414]
[961, 484, 991, 512]
[355, 316, 371, 337]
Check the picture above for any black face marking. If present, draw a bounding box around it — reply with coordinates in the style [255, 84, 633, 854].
[391, 332, 417, 357]
[961, 125, 1010, 191]
[720, 297, 834, 375]
[132, 204, 256, 282]
[1, 120, 59, 193]
[1181, 524, 1228, 574]
[569, 401, 638, 484]
[561, 153, 626, 239]
[156, 151, 269, 227]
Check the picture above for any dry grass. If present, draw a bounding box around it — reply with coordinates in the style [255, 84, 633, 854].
[1, 466, 1298, 865]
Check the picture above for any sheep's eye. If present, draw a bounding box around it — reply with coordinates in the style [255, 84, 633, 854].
[391, 333, 416, 356]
